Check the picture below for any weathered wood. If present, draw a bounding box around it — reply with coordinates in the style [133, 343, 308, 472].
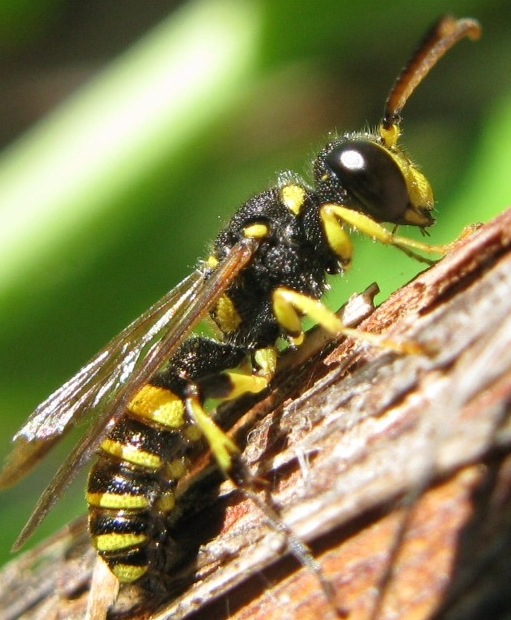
[2, 209, 511, 620]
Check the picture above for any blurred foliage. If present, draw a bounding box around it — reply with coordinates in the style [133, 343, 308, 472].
[0, 0, 64, 50]
[0, 0, 510, 568]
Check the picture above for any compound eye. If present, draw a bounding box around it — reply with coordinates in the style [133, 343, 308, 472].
[324, 140, 409, 222]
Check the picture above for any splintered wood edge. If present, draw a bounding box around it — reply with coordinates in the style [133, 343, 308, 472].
[2, 210, 511, 620]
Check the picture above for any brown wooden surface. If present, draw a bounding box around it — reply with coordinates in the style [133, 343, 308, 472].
[1, 209, 511, 620]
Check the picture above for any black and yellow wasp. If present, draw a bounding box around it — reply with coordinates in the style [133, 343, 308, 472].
[0, 15, 480, 599]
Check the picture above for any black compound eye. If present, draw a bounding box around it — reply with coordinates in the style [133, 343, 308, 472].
[324, 140, 409, 222]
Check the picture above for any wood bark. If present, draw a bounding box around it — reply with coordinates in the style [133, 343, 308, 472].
[1, 209, 511, 620]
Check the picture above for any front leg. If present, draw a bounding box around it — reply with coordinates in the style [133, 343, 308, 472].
[321, 203, 445, 265]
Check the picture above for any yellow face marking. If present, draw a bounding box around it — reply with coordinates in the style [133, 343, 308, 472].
[280, 184, 306, 215]
[100, 438, 162, 470]
[129, 384, 186, 429]
[111, 564, 148, 583]
[401, 165, 434, 222]
[243, 223, 268, 239]
[378, 125, 435, 226]
[87, 492, 149, 510]
[214, 294, 242, 333]
[93, 532, 147, 552]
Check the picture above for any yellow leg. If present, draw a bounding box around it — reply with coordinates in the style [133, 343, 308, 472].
[186, 370, 269, 474]
[273, 287, 422, 354]
[321, 203, 445, 265]
[186, 394, 239, 474]
[220, 370, 269, 401]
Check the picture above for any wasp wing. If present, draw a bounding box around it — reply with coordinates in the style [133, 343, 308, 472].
[0, 270, 203, 489]
[10, 237, 259, 550]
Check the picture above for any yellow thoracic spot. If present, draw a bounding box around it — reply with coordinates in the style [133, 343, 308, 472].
[87, 492, 149, 510]
[94, 532, 147, 552]
[214, 294, 242, 333]
[112, 564, 148, 583]
[280, 184, 306, 215]
[100, 438, 162, 470]
[243, 223, 269, 238]
[129, 384, 186, 429]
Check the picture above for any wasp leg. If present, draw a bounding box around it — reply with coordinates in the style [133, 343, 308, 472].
[321, 203, 445, 265]
[273, 286, 422, 354]
[186, 353, 341, 613]
[186, 392, 240, 473]
[185, 361, 271, 475]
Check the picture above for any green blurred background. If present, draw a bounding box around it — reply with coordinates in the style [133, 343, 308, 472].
[0, 0, 510, 568]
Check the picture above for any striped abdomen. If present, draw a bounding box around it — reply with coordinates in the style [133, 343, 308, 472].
[87, 383, 201, 584]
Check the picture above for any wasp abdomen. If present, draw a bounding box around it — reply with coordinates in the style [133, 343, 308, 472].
[87, 384, 196, 583]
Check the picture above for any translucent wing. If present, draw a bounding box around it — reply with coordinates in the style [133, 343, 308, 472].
[0, 271, 203, 488]
[1, 237, 258, 549]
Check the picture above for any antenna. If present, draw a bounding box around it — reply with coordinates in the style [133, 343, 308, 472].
[381, 16, 481, 147]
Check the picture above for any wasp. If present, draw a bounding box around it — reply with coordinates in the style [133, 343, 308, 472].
[0, 14, 480, 608]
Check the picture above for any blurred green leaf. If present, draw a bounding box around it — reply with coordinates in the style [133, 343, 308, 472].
[0, 0, 64, 49]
